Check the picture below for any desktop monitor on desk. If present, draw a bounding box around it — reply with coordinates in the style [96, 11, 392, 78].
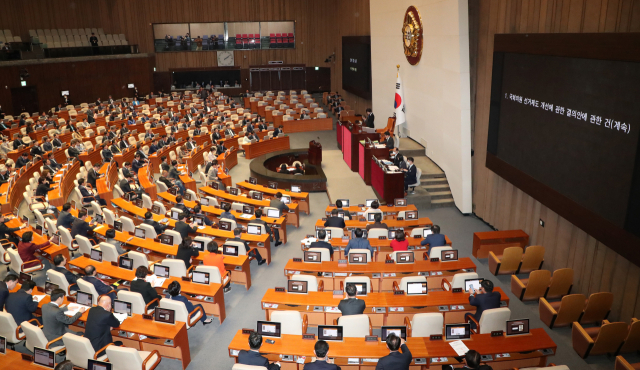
[252, 192, 263, 200]
[381, 326, 407, 340]
[134, 198, 143, 208]
[345, 282, 368, 296]
[367, 213, 376, 221]
[44, 282, 59, 295]
[247, 225, 262, 235]
[506, 319, 530, 336]
[211, 182, 219, 190]
[90, 249, 103, 262]
[223, 244, 239, 256]
[183, 193, 192, 201]
[281, 195, 291, 204]
[171, 211, 181, 220]
[406, 282, 428, 295]
[193, 216, 204, 226]
[220, 201, 231, 210]
[395, 198, 407, 207]
[200, 198, 209, 206]
[87, 359, 112, 370]
[405, 211, 418, 220]
[365, 199, 376, 207]
[268, 182, 278, 190]
[291, 185, 301, 193]
[396, 251, 415, 264]
[191, 240, 205, 252]
[155, 308, 175, 324]
[113, 300, 132, 316]
[304, 250, 322, 263]
[113, 220, 123, 232]
[152, 205, 162, 214]
[318, 325, 343, 341]
[219, 220, 232, 231]
[33, 347, 56, 368]
[266, 209, 280, 218]
[287, 280, 308, 293]
[76, 291, 93, 307]
[134, 228, 146, 239]
[94, 214, 104, 225]
[441, 250, 458, 262]
[229, 187, 239, 196]
[191, 271, 210, 285]
[257, 321, 281, 338]
[119, 257, 133, 270]
[337, 199, 349, 207]
[0, 335, 5, 355]
[348, 253, 368, 264]
[249, 177, 257, 185]
[160, 234, 173, 246]
[243, 205, 254, 214]
[154, 264, 170, 278]
[19, 272, 32, 284]
[388, 229, 397, 239]
[445, 323, 471, 341]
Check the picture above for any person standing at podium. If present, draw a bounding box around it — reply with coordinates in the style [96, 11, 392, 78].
[364, 108, 375, 128]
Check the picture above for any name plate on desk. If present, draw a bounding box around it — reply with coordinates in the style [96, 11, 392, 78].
[348, 358, 361, 365]
[323, 272, 333, 277]
[429, 334, 442, 340]
[452, 288, 463, 293]
[275, 287, 286, 292]
[413, 235, 422, 238]
[181, 276, 190, 282]
[414, 358, 427, 365]
[491, 330, 504, 337]
[292, 258, 302, 262]
[329, 204, 335, 207]
[365, 335, 378, 342]
[22, 354, 34, 362]
[385, 259, 394, 264]
[438, 305, 450, 312]
[307, 234, 314, 238]
[321, 218, 327, 221]
[397, 217, 404, 221]
[378, 236, 387, 240]
[542, 348, 554, 355]
[430, 258, 440, 262]
[418, 271, 429, 276]
[481, 354, 493, 361]
[142, 314, 153, 320]
[242, 328, 255, 334]
[302, 334, 316, 340]
[394, 290, 405, 295]
[111, 261, 118, 266]
[359, 218, 366, 221]
[358, 204, 365, 207]
[333, 290, 343, 298]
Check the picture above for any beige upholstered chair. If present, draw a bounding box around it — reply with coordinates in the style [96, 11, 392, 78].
[336, 314, 372, 337]
[406, 313, 444, 337]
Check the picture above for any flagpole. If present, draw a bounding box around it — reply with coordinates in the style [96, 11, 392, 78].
[396, 64, 401, 139]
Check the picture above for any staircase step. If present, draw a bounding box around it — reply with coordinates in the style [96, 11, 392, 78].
[420, 172, 446, 179]
[428, 191, 453, 200]
[431, 198, 455, 208]
[424, 184, 450, 191]
[421, 178, 448, 186]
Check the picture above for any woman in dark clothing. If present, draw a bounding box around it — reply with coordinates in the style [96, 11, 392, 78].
[176, 237, 198, 270]
[18, 231, 50, 268]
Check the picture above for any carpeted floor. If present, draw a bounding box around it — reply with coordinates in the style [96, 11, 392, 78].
[5, 106, 637, 370]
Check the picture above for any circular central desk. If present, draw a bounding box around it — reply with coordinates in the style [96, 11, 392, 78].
[249, 149, 327, 192]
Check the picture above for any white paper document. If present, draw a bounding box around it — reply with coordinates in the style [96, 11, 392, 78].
[449, 340, 470, 356]
[113, 312, 128, 324]
[145, 274, 166, 287]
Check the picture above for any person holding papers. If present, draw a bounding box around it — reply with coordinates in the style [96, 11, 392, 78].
[85, 296, 122, 355]
[338, 283, 366, 316]
[381, 131, 394, 149]
[375, 333, 412, 370]
[166, 281, 212, 325]
[18, 231, 50, 269]
[42, 289, 84, 346]
[130, 266, 162, 310]
[6, 280, 40, 325]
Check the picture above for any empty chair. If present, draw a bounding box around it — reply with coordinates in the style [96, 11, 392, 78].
[545, 268, 574, 300]
[74, 234, 95, 256]
[429, 246, 453, 261]
[62, 333, 107, 368]
[519, 245, 545, 274]
[539, 294, 587, 329]
[308, 247, 331, 262]
[618, 318, 640, 354]
[47, 269, 74, 295]
[164, 230, 182, 246]
[580, 292, 614, 325]
[347, 249, 372, 263]
[138, 223, 157, 239]
[270, 311, 308, 335]
[128, 251, 154, 269]
[0, 312, 24, 348]
[103, 208, 116, 226]
[441, 272, 478, 291]
[105, 346, 161, 370]
[336, 314, 372, 337]
[467, 307, 511, 334]
[161, 258, 188, 277]
[324, 227, 344, 239]
[117, 290, 157, 315]
[98, 242, 119, 263]
[194, 265, 229, 285]
[341, 276, 372, 293]
[488, 246, 523, 275]
[153, 201, 167, 215]
[120, 216, 136, 233]
[511, 269, 551, 301]
[367, 228, 387, 239]
[406, 313, 444, 337]
[572, 320, 628, 358]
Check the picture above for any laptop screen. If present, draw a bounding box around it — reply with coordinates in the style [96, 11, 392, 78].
[388, 229, 397, 239]
[249, 177, 257, 185]
[348, 253, 367, 264]
[44, 282, 59, 295]
[268, 182, 278, 189]
[94, 214, 104, 224]
[266, 209, 280, 218]
[119, 257, 133, 270]
[394, 198, 407, 207]
[281, 195, 291, 204]
[243, 205, 254, 215]
[160, 234, 174, 245]
[154, 264, 170, 278]
[191, 240, 205, 252]
[465, 279, 483, 293]
[287, 280, 308, 293]
[33, 347, 55, 368]
[134, 228, 145, 239]
[506, 319, 530, 336]
[219, 220, 232, 231]
[155, 308, 175, 324]
[229, 188, 239, 196]
[381, 326, 407, 340]
[304, 251, 322, 263]
[113, 300, 132, 316]
[345, 282, 367, 295]
[445, 324, 471, 340]
[441, 250, 458, 261]
[406, 281, 428, 295]
[87, 359, 112, 370]
[19, 272, 32, 283]
[191, 271, 210, 284]
[211, 182, 219, 190]
[337, 199, 349, 207]
[247, 225, 261, 235]
[113, 220, 123, 232]
[365, 199, 376, 207]
[291, 185, 301, 193]
[90, 249, 103, 262]
[134, 198, 143, 208]
[223, 245, 239, 256]
[193, 216, 204, 226]
[396, 252, 415, 263]
[405, 211, 418, 220]
[318, 325, 343, 341]
[152, 205, 161, 214]
[257, 321, 281, 337]
[76, 291, 93, 307]
[183, 193, 192, 201]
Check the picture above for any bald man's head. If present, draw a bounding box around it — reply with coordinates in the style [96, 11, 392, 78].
[98, 296, 112, 310]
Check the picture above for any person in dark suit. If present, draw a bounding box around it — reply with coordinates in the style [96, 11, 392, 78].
[119, 178, 140, 200]
[442, 350, 488, 370]
[81, 265, 116, 301]
[344, 228, 375, 256]
[42, 289, 84, 346]
[16, 152, 30, 169]
[174, 213, 197, 241]
[238, 332, 281, 370]
[229, 227, 266, 265]
[375, 334, 412, 370]
[421, 225, 446, 250]
[334, 200, 351, 220]
[251, 209, 280, 245]
[324, 209, 346, 228]
[52, 254, 78, 290]
[309, 229, 333, 259]
[364, 108, 375, 128]
[382, 131, 394, 149]
[0, 274, 18, 311]
[176, 237, 199, 270]
[143, 211, 167, 235]
[211, 129, 221, 142]
[101, 141, 114, 162]
[131, 153, 145, 173]
[402, 157, 417, 193]
[6, 280, 40, 325]
[87, 162, 102, 189]
[35, 177, 55, 198]
[78, 178, 107, 206]
[13, 134, 26, 150]
[192, 206, 213, 226]
[338, 283, 366, 316]
[304, 340, 340, 370]
[119, 137, 129, 150]
[52, 134, 63, 148]
[84, 296, 121, 355]
[166, 280, 212, 325]
[366, 213, 388, 231]
[269, 192, 290, 217]
[42, 136, 53, 152]
[56, 203, 76, 230]
[130, 266, 162, 310]
[44, 157, 62, 172]
[465, 280, 501, 330]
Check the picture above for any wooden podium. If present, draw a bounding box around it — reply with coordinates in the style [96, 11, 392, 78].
[309, 140, 322, 165]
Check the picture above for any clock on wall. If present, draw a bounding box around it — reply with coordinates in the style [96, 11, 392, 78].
[402, 6, 423, 65]
[217, 51, 234, 66]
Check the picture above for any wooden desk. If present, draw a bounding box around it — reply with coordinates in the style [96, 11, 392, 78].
[47, 161, 80, 208]
[359, 141, 391, 185]
[244, 136, 291, 159]
[341, 122, 380, 172]
[228, 330, 429, 369]
[277, 117, 333, 133]
[325, 204, 417, 218]
[302, 236, 452, 261]
[424, 328, 556, 369]
[199, 186, 300, 228]
[472, 230, 529, 259]
[5, 218, 70, 268]
[68, 256, 226, 323]
[236, 181, 310, 215]
[284, 258, 476, 292]
[371, 158, 404, 205]
[261, 288, 509, 328]
[314, 217, 433, 230]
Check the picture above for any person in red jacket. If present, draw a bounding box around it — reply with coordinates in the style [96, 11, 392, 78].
[18, 231, 50, 268]
[390, 231, 409, 252]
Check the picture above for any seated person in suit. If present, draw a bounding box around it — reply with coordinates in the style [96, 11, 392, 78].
[309, 229, 333, 259]
[131, 153, 145, 173]
[56, 203, 76, 229]
[229, 227, 266, 265]
[465, 280, 501, 330]
[420, 225, 446, 249]
[303, 340, 340, 370]
[70, 208, 97, 241]
[15, 152, 30, 169]
[382, 131, 394, 149]
[42, 289, 84, 346]
[166, 280, 212, 325]
[238, 331, 281, 370]
[144, 211, 167, 235]
[6, 280, 40, 325]
[85, 296, 122, 355]
[252, 209, 280, 246]
[52, 254, 78, 291]
[269, 192, 290, 216]
[324, 209, 346, 228]
[292, 163, 304, 174]
[366, 213, 388, 231]
[344, 228, 375, 257]
[173, 195, 190, 214]
[203, 241, 231, 292]
[335, 200, 351, 220]
[176, 237, 199, 270]
[376, 333, 412, 370]
[192, 205, 213, 226]
[174, 212, 198, 241]
[130, 266, 162, 310]
[0, 275, 18, 311]
[338, 283, 366, 316]
[35, 177, 54, 198]
[78, 178, 107, 206]
[443, 350, 490, 370]
[81, 264, 117, 301]
[104, 228, 126, 255]
[219, 202, 236, 221]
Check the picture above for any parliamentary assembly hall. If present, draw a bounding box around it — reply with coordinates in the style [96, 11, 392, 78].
[0, 1, 639, 370]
